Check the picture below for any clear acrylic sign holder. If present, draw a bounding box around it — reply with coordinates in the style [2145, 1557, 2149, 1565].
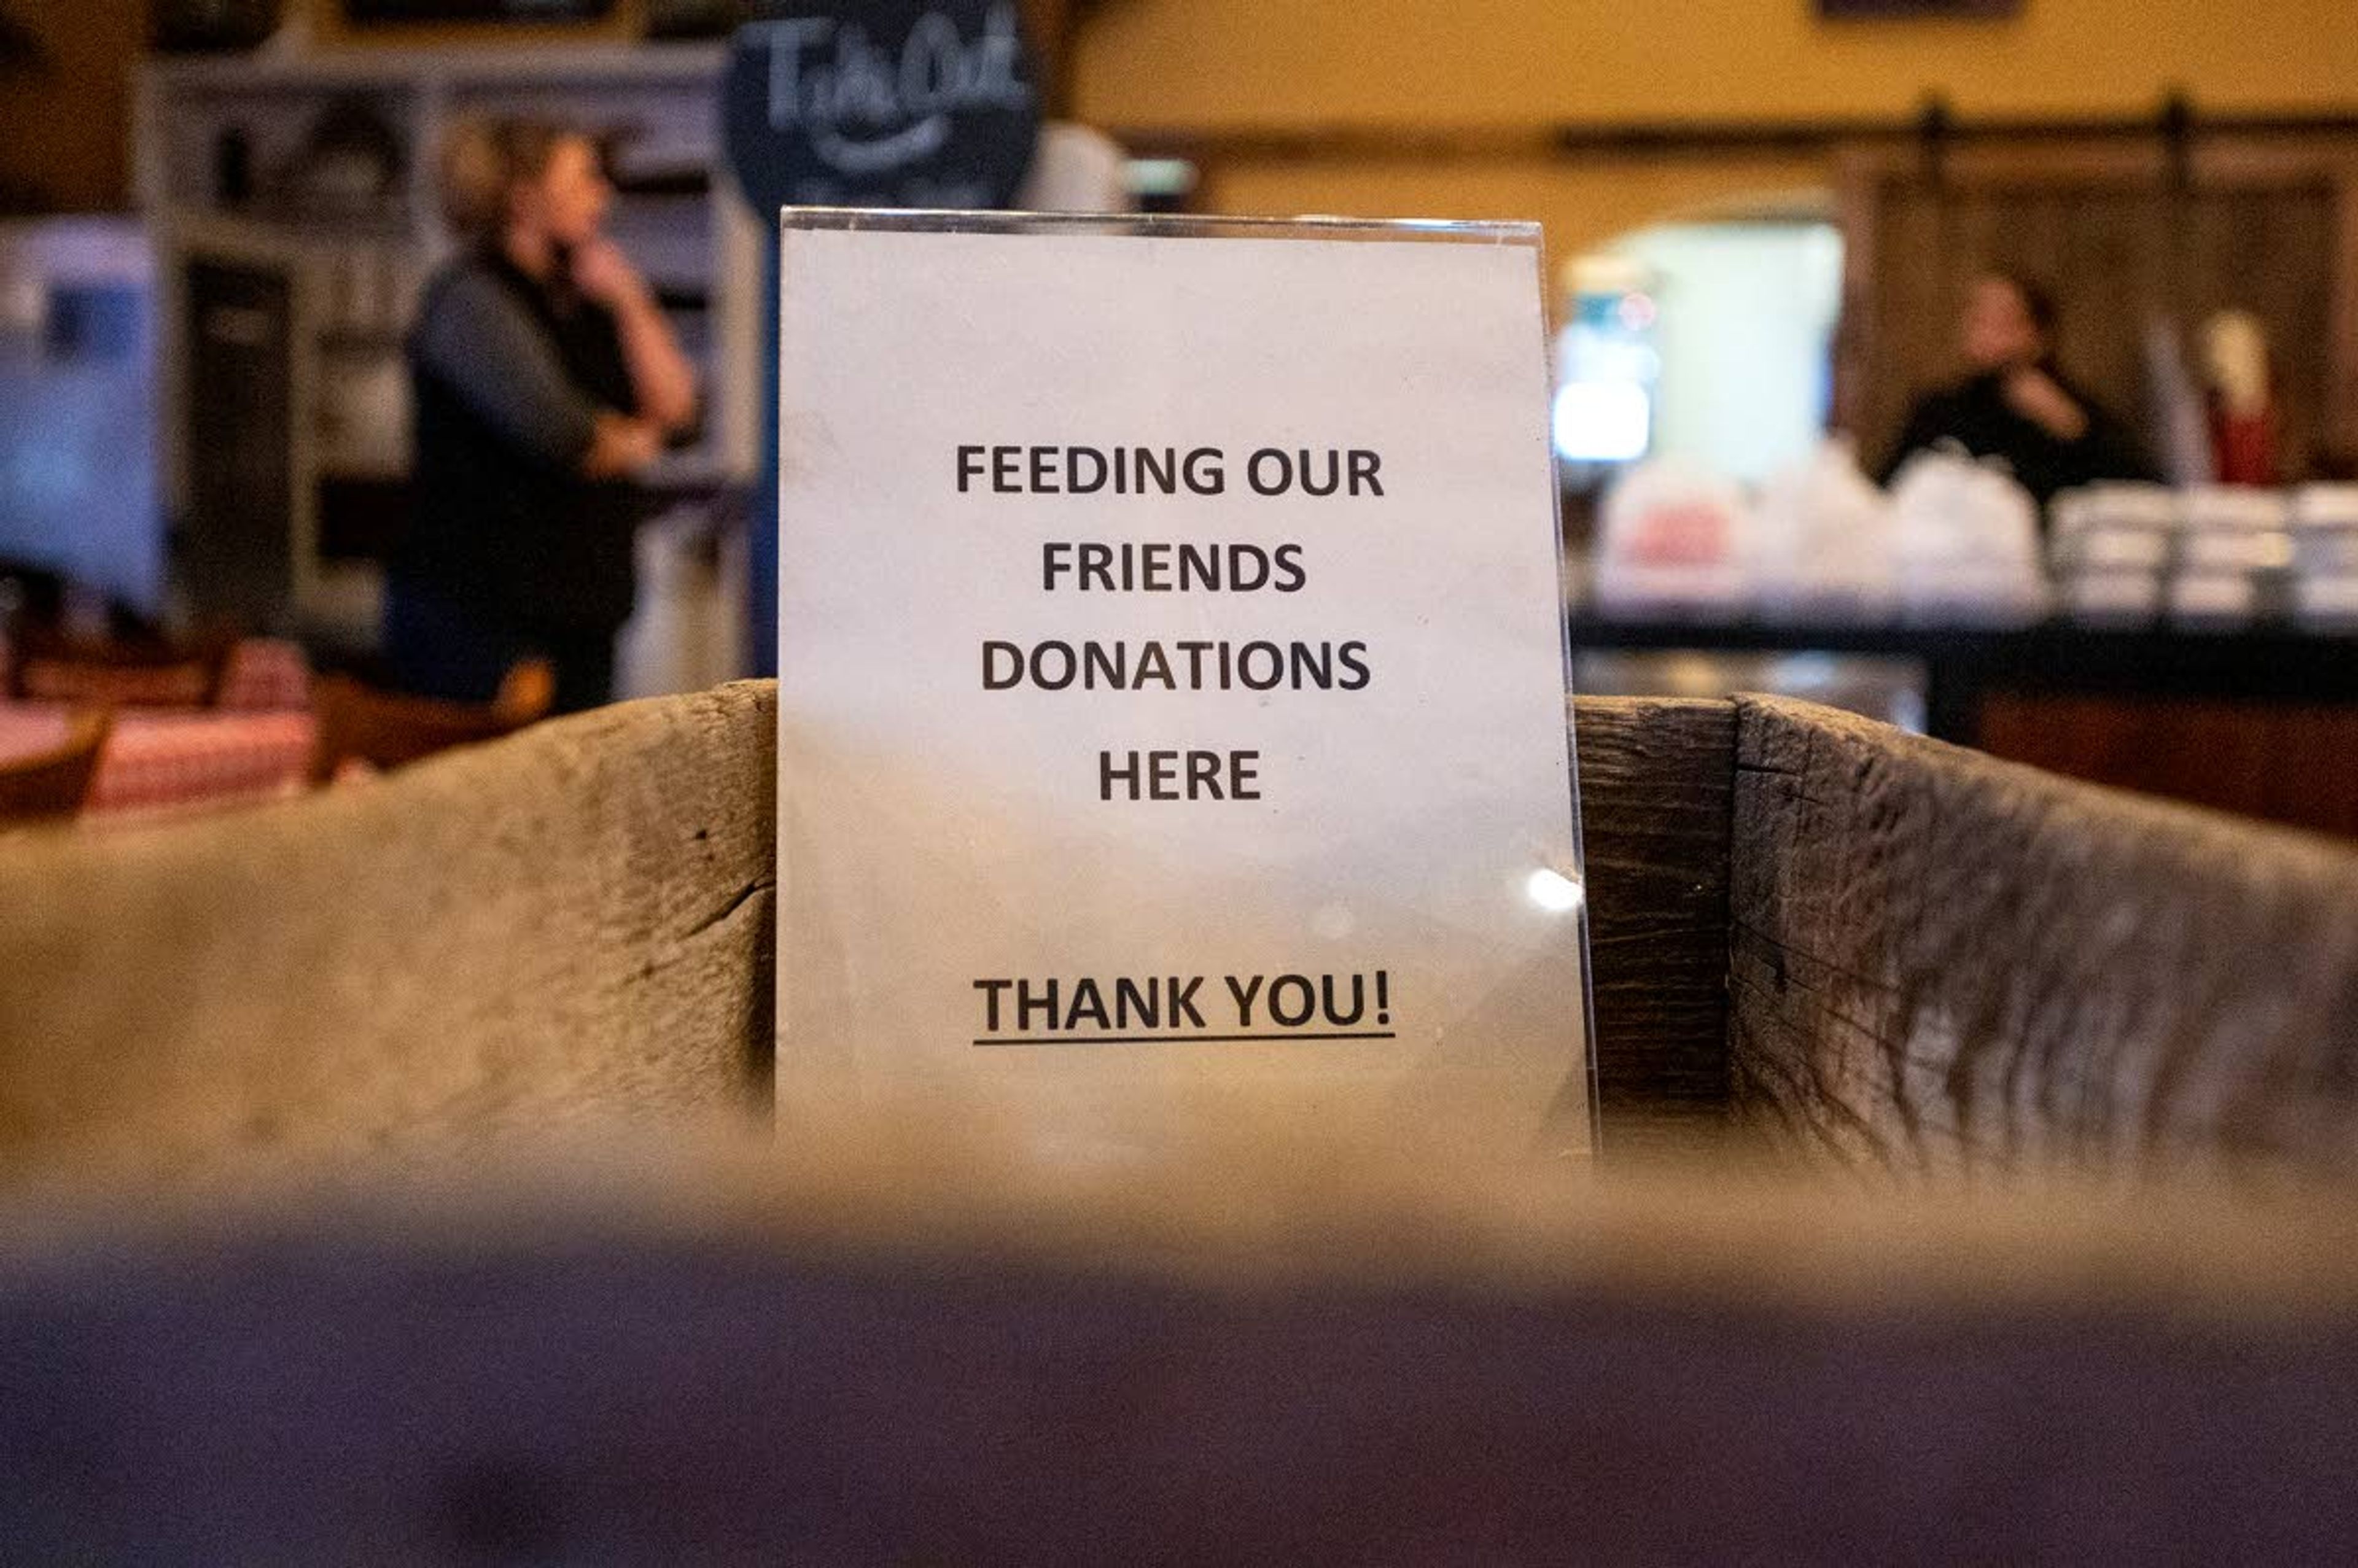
[774, 208, 1597, 1166]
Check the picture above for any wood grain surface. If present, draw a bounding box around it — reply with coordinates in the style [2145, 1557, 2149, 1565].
[0, 688, 1734, 1178]
[1570, 696, 1737, 1152]
[0, 683, 777, 1180]
[17, 680, 2355, 1187]
[1729, 693, 2358, 1181]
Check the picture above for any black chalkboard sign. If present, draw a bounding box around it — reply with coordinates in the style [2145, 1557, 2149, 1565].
[722, 1, 1039, 212]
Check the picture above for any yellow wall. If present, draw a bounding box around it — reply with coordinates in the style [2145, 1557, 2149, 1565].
[15, 0, 2358, 249]
[1075, 0, 2358, 128]
[1071, 0, 2358, 255]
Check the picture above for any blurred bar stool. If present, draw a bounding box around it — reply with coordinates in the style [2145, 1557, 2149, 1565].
[309, 659, 556, 783]
[0, 710, 110, 826]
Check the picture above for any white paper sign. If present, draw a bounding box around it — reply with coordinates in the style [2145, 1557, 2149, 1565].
[777, 212, 1592, 1148]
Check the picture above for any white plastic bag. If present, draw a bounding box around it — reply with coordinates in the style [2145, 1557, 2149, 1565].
[1889, 449, 2050, 626]
[1753, 437, 1898, 624]
[1591, 461, 1754, 620]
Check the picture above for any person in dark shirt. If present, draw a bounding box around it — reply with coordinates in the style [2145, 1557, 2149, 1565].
[1878, 272, 2155, 509]
[389, 117, 698, 713]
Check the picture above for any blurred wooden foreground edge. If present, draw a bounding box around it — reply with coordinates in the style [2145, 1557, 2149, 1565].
[4, 684, 2358, 1557]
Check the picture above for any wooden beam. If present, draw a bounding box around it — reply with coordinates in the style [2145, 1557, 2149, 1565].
[1728, 693, 2358, 1181]
[17, 683, 2358, 1187]
[0, 683, 779, 1179]
[1571, 697, 1737, 1151]
[1113, 111, 2358, 169]
[0, 690, 1730, 1175]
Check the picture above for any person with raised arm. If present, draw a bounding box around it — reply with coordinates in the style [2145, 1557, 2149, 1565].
[389, 117, 698, 713]
[1879, 271, 2155, 511]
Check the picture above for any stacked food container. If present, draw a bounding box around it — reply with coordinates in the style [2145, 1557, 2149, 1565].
[2173, 486, 2294, 628]
[2049, 483, 2176, 626]
[2049, 483, 2352, 631]
[2293, 486, 2358, 631]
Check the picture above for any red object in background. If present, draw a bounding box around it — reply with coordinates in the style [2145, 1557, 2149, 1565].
[0, 638, 316, 821]
[1625, 502, 1733, 567]
[2210, 398, 2279, 486]
[0, 704, 314, 821]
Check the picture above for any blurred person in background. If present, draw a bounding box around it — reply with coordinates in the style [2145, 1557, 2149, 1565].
[389, 117, 698, 713]
[1879, 271, 2155, 508]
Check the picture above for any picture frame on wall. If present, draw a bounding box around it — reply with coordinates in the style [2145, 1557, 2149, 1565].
[341, 0, 616, 23]
[644, 0, 746, 39]
[1819, 0, 2021, 16]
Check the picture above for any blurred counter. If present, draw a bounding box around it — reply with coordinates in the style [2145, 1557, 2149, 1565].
[1567, 610, 2358, 836]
